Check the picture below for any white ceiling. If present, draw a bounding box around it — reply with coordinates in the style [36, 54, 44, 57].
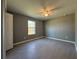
[7, 0, 76, 20]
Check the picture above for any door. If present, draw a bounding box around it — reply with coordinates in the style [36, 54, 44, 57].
[5, 13, 13, 50]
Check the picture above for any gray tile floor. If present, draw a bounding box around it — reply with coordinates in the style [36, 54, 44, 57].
[7, 38, 77, 59]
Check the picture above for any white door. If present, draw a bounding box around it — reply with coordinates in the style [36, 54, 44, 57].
[5, 13, 13, 50]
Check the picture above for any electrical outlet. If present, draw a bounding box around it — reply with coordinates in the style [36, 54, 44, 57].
[65, 36, 68, 39]
[24, 37, 26, 39]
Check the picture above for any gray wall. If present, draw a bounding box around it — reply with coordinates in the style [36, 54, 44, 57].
[45, 14, 75, 41]
[13, 13, 44, 43]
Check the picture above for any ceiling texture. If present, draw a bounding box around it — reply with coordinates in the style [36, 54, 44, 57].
[7, 0, 76, 20]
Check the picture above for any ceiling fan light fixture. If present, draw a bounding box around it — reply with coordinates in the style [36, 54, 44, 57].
[44, 13, 49, 16]
[39, 7, 53, 17]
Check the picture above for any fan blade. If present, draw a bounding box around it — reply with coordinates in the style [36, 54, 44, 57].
[49, 6, 62, 11]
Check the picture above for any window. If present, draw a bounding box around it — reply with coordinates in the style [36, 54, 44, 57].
[28, 20, 36, 35]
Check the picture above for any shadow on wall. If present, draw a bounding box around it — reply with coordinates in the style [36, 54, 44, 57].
[45, 13, 75, 41]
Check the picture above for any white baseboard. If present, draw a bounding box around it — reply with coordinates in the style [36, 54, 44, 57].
[14, 36, 44, 46]
[46, 37, 75, 44]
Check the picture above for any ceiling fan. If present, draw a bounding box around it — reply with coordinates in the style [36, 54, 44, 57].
[39, 0, 61, 17]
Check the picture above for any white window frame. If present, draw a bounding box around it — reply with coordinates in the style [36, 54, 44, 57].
[28, 20, 36, 35]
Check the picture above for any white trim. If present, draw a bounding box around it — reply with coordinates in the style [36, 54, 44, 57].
[13, 36, 44, 46]
[46, 37, 75, 44]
